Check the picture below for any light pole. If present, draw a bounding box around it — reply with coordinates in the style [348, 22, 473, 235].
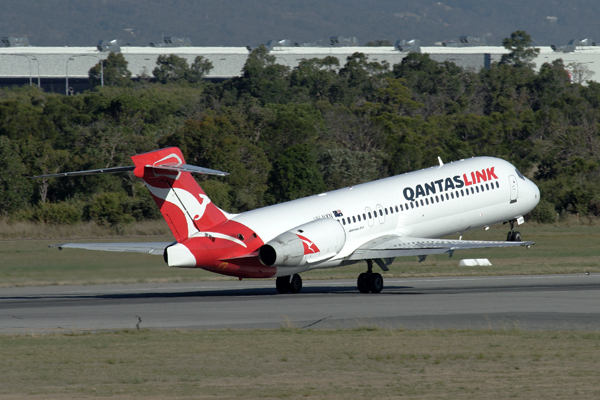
[66, 57, 74, 95]
[10, 54, 32, 86]
[27, 55, 40, 88]
[65, 55, 105, 95]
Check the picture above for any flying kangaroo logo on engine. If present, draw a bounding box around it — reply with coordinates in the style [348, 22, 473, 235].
[297, 234, 320, 254]
[403, 167, 498, 201]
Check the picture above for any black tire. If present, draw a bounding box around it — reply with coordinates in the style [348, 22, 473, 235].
[289, 274, 302, 294]
[276, 276, 290, 294]
[513, 231, 522, 242]
[357, 273, 369, 293]
[368, 273, 384, 294]
[507, 231, 515, 242]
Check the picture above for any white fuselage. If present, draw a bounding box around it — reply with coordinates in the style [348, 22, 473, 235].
[232, 157, 540, 273]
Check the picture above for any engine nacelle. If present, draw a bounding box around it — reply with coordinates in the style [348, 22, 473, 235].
[258, 218, 346, 267]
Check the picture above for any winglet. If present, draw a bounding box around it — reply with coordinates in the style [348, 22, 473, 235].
[438, 156, 444, 167]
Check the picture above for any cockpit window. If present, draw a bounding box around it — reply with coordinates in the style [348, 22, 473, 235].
[515, 168, 526, 181]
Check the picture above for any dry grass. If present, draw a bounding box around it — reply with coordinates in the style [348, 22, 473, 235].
[1, 329, 600, 399]
[0, 219, 171, 240]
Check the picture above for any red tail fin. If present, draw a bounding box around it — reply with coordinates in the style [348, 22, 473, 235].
[131, 147, 228, 241]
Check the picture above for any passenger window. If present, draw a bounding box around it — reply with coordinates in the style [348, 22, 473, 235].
[476, 186, 479, 193]
[352, 216, 356, 223]
[471, 187, 475, 194]
[347, 217, 351, 224]
[451, 192, 454, 199]
[368, 212, 372, 218]
[385, 208, 388, 215]
[446, 193, 449, 200]
[425, 198, 429, 205]
[486, 183, 490, 190]
[400, 205, 403, 211]
[435, 195, 439, 202]
[410, 202, 414, 209]
[395, 206, 399, 212]
[363, 213, 366, 220]
[419, 200, 423, 206]
[481, 185, 485, 191]
[342, 219, 346, 225]
[496, 181, 499, 189]
[357, 215, 361, 222]
[461, 189, 464, 196]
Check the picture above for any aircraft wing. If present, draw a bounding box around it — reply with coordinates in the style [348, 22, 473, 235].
[50, 242, 174, 255]
[348, 235, 533, 260]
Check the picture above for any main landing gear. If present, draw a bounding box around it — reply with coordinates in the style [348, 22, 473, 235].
[506, 219, 522, 242]
[276, 274, 302, 294]
[357, 260, 383, 294]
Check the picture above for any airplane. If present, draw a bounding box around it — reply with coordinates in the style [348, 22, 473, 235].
[35, 147, 540, 294]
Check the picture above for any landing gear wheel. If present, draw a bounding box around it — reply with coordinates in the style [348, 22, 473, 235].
[368, 273, 384, 294]
[513, 231, 522, 242]
[507, 231, 515, 241]
[276, 276, 290, 294]
[289, 274, 302, 294]
[357, 273, 369, 293]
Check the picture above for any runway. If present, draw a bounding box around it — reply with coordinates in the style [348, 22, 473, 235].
[1, 274, 600, 333]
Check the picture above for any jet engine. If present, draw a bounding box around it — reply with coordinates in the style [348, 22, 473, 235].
[258, 218, 346, 267]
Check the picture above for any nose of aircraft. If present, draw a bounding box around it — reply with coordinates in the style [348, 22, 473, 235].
[526, 178, 541, 209]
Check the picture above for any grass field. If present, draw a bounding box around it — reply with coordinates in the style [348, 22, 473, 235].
[1, 328, 600, 399]
[1, 222, 599, 287]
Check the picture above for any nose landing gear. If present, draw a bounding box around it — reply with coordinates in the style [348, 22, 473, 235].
[506, 219, 522, 242]
[357, 260, 384, 293]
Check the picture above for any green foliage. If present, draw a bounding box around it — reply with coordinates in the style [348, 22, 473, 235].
[500, 30, 540, 69]
[267, 144, 326, 203]
[529, 199, 557, 223]
[153, 54, 213, 84]
[89, 52, 132, 87]
[86, 192, 135, 226]
[0, 136, 33, 215]
[33, 201, 82, 225]
[2, 30, 600, 224]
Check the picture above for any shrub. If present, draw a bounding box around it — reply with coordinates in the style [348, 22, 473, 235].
[34, 201, 82, 225]
[529, 199, 557, 223]
[86, 192, 135, 226]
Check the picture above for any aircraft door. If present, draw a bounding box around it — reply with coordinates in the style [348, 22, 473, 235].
[365, 207, 375, 227]
[509, 175, 518, 203]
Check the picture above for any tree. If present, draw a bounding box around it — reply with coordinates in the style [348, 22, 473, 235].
[153, 54, 190, 84]
[188, 56, 214, 83]
[152, 54, 213, 84]
[567, 62, 596, 85]
[89, 52, 132, 87]
[0, 137, 33, 215]
[267, 144, 326, 204]
[232, 45, 291, 104]
[500, 30, 540, 69]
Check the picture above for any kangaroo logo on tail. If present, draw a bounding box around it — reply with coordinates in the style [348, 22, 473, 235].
[131, 147, 229, 241]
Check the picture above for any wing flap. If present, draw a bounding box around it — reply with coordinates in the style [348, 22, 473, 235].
[348, 236, 533, 260]
[50, 242, 174, 255]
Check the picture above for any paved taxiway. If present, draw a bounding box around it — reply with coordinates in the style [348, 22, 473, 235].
[1, 274, 599, 333]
